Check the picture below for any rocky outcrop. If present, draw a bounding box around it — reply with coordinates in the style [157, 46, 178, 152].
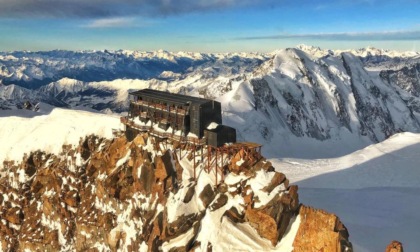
[385, 240, 404, 252]
[0, 133, 352, 251]
[292, 206, 352, 252]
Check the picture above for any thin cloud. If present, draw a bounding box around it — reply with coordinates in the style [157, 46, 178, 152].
[0, 0, 417, 19]
[0, 0, 259, 18]
[82, 17, 143, 28]
[235, 30, 420, 41]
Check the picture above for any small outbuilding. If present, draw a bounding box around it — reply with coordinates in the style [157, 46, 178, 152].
[204, 124, 236, 147]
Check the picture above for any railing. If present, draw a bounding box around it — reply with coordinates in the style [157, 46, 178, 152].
[120, 117, 206, 145]
[140, 111, 148, 118]
[131, 101, 188, 115]
[121, 117, 151, 131]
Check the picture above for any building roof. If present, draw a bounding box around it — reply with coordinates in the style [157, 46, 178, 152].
[130, 89, 215, 106]
[205, 123, 235, 132]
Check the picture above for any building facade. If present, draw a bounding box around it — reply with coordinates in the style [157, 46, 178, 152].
[124, 89, 236, 147]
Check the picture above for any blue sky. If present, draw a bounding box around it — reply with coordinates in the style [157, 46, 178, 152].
[0, 0, 419, 52]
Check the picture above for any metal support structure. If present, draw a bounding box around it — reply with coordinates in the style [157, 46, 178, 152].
[215, 148, 218, 185]
[121, 115, 263, 187]
[207, 145, 211, 173]
[201, 147, 203, 167]
[193, 145, 196, 180]
[221, 149, 224, 183]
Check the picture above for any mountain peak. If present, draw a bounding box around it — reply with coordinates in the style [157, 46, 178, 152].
[55, 77, 82, 85]
[295, 44, 332, 58]
[348, 46, 419, 58]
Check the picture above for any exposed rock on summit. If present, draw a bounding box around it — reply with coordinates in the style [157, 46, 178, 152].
[0, 133, 352, 251]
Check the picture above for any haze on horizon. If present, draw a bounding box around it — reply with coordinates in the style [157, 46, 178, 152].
[0, 0, 419, 53]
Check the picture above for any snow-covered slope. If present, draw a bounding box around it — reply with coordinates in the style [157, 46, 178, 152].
[272, 132, 420, 251]
[0, 105, 121, 169]
[215, 47, 420, 158]
[296, 44, 420, 67]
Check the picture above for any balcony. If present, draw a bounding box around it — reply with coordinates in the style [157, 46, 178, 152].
[131, 101, 188, 116]
[121, 116, 207, 145]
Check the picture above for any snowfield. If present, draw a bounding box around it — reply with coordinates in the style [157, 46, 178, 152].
[0, 106, 419, 251]
[0, 105, 121, 172]
[271, 132, 420, 251]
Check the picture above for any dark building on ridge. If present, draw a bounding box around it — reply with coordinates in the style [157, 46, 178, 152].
[124, 89, 236, 147]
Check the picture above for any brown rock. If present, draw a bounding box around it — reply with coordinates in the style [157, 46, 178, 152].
[138, 160, 155, 194]
[167, 213, 204, 238]
[209, 194, 228, 211]
[174, 156, 184, 182]
[241, 184, 254, 206]
[5, 207, 23, 224]
[252, 158, 266, 171]
[245, 207, 278, 245]
[64, 190, 80, 207]
[106, 230, 122, 250]
[199, 184, 216, 208]
[166, 216, 201, 251]
[223, 207, 245, 223]
[43, 229, 60, 248]
[280, 193, 292, 205]
[293, 205, 352, 252]
[98, 212, 116, 230]
[288, 185, 298, 198]
[283, 178, 290, 189]
[79, 135, 99, 160]
[183, 186, 195, 203]
[31, 169, 61, 196]
[229, 149, 246, 174]
[147, 211, 165, 251]
[154, 151, 175, 181]
[207, 242, 213, 252]
[386, 240, 403, 252]
[217, 183, 228, 193]
[133, 134, 147, 146]
[260, 194, 295, 241]
[106, 136, 129, 171]
[288, 185, 299, 211]
[188, 241, 202, 252]
[262, 172, 286, 193]
[262, 161, 274, 172]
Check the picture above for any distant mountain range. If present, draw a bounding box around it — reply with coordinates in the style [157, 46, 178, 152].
[1, 45, 420, 156]
[0, 49, 266, 89]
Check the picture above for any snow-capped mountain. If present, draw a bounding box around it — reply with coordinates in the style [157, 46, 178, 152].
[219, 46, 420, 157]
[1, 46, 420, 157]
[0, 50, 267, 89]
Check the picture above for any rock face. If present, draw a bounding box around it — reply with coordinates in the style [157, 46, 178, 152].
[0, 133, 352, 251]
[385, 240, 404, 252]
[292, 206, 352, 252]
